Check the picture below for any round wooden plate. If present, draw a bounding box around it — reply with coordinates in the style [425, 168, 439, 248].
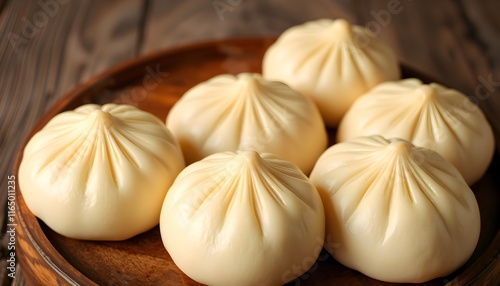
[14, 38, 500, 286]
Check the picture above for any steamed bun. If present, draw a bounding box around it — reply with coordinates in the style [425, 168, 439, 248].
[263, 18, 400, 126]
[337, 78, 495, 185]
[166, 73, 327, 174]
[310, 135, 480, 283]
[160, 150, 325, 286]
[19, 104, 185, 240]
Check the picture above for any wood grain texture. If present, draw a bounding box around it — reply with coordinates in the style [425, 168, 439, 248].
[140, 0, 356, 53]
[1, 0, 500, 285]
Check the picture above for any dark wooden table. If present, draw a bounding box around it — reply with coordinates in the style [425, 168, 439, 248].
[1, 0, 499, 285]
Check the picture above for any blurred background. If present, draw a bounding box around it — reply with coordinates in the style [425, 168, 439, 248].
[1, 0, 499, 285]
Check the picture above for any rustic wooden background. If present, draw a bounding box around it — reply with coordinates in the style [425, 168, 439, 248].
[1, 0, 499, 285]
